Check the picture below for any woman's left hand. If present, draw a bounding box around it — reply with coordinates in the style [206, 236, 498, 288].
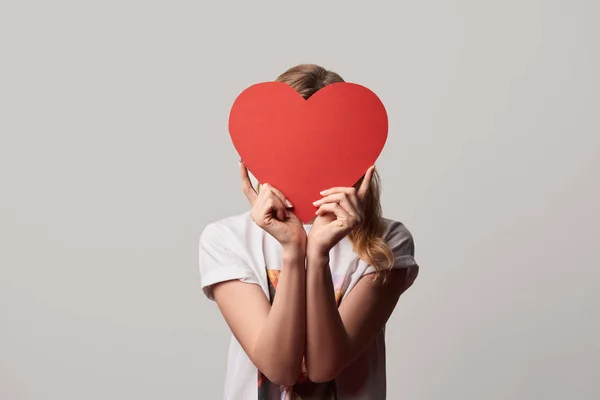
[307, 166, 375, 258]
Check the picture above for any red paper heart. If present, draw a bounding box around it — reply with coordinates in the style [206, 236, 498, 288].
[229, 81, 388, 223]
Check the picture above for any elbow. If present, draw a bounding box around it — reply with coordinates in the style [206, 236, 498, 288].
[263, 369, 301, 387]
[307, 349, 349, 383]
[275, 376, 299, 388]
[307, 363, 342, 384]
[308, 371, 336, 384]
[252, 346, 303, 387]
[308, 370, 338, 384]
[255, 355, 302, 387]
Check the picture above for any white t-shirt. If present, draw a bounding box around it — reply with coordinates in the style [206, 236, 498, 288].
[198, 211, 418, 400]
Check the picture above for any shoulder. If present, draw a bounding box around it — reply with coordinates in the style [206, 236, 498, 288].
[381, 217, 413, 238]
[379, 217, 418, 269]
[198, 211, 264, 300]
[381, 217, 415, 249]
[199, 211, 258, 247]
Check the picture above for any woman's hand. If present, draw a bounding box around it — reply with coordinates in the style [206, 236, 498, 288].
[307, 166, 375, 259]
[240, 161, 306, 253]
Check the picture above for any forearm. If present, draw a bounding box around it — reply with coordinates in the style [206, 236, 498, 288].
[305, 251, 350, 382]
[253, 248, 306, 385]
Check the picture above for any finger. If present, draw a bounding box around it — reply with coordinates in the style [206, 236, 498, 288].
[315, 203, 355, 227]
[264, 193, 289, 221]
[317, 187, 360, 211]
[239, 161, 258, 205]
[357, 165, 375, 200]
[262, 183, 293, 209]
[312, 193, 359, 219]
[320, 187, 355, 195]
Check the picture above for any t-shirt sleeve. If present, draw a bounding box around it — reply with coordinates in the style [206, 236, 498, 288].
[364, 220, 419, 275]
[198, 222, 260, 301]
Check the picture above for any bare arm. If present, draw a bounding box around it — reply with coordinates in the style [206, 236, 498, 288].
[213, 248, 305, 387]
[305, 165, 419, 382]
[208, 162, 307, 386]
[305, 253, 417, 382]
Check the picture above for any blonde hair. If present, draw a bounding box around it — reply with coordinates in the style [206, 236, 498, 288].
[276, 64, 394, 276]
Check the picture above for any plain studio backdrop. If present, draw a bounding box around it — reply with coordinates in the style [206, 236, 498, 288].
[1, 1, 598, 399]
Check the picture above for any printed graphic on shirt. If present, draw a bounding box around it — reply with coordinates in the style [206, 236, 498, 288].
[331, 273, 346, 305]
[258, 269, 346, 400]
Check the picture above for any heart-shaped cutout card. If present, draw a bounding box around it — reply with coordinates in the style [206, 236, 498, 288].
[229, 81, 388, 223]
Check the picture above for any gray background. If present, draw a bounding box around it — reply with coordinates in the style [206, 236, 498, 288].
[1, 1, 598, 399]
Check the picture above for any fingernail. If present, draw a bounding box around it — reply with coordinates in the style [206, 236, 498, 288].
[285, 200, 293, 208]
[320, 190, 328, 195]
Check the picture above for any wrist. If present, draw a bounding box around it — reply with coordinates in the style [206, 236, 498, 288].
[306, 246, 330, 265]
[282, 244, 306, 263]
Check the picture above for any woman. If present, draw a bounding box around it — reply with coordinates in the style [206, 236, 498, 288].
[199, 64, 419, 400]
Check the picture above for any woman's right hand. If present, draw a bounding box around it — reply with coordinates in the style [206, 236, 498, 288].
[240, 161, 306, 253]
